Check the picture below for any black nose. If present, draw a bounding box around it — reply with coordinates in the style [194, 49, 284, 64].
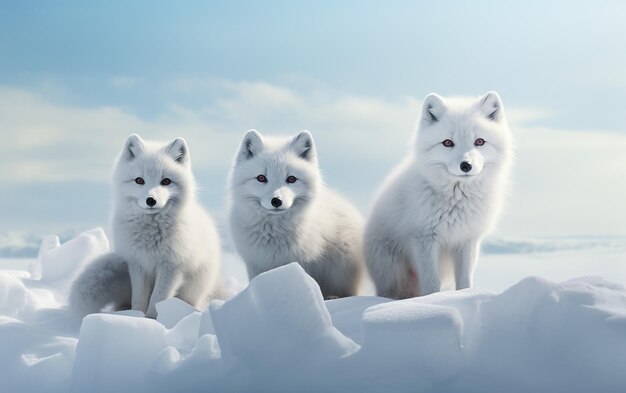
[146, 197, 157, 207]
[460, 161, 472, 173]
[271, 197, 282, 208]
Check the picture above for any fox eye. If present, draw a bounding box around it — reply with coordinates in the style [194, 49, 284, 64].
[161, 178, 172, 186]
[135, 177, 145, 185]
[256, 175, 267, 183]
[474, 138, 485, 146]
[286, 176, 297, 184]
[442, 139, 454, 148]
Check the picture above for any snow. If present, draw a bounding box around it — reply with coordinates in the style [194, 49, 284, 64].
[72, 314, 168, 393]
[155, 297, 197, 329]
[1, 229, 626, 392]
[36, 228, 109, 285]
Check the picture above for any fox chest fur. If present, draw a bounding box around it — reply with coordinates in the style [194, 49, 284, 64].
[113, 212, 187, 271]
[411, 176, 499, 244]
[232, 210, 325, 270]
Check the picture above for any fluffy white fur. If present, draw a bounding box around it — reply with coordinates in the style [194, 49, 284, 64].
[364, 92, 512, 299]
[69, 134, 221, 318]
[228, 130, 364, 298]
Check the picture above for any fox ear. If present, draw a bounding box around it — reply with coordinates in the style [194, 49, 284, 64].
[421, 93, 446, 124]
[480, 91, 504, 121]
[238, 129, 264, 161]
[290, 130, 316, 162]
[166, 138, 189, 165]
[123, 134, 145, 161]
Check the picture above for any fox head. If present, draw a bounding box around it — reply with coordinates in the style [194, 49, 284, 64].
[113, 134, 194, 214]
[415, 91, 512, 181]
[230, 130, 322, 215]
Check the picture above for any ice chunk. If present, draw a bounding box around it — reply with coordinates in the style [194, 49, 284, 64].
[38, 235, 60, 258]
[325, 296, 390, 344]
[151, 346, 181, 375]
[146, 334, 224, 393]
[193, 333, 221, 359]
[166, 311, 202, 353]
[473, 276, 559, 370]
[211, 262, 357, 363]
[155, 297, 196, 329]
[30, 235, 60, 279]
[39, 228, 109, 285]
[71, 313, 167, 393]
[412, 288, 494, 347]
[539, 277, 626, 391]
[360, 300, 464, 380]
[0, 273, 36, 318]
[198, 299, 224, 337]
[469, 275, 626, 392]
[209, 263, 358, 390]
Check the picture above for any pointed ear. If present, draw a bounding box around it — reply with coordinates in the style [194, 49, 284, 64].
[421, 93, 446, 124]
[238, 129, 264, 161]
[480, 91, 504, 121]
[123, 134, 145, 161]
[166, 138, 190, 165]
[290, 130, 316, 161]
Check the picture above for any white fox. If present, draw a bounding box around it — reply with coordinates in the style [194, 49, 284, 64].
[364, 92, 512, 299]
[69, 134, 221, 318]
[228, 130, 364, 298]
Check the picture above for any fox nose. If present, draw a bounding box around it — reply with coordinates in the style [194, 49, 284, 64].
[146, 197, 157, 207]
[460, 161, 472, 173]
[271, 197, 282, 208]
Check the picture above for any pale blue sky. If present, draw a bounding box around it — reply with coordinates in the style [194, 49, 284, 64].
[1, 1, 626, 238]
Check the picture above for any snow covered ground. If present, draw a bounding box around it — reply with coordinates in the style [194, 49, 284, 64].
[1, 229, 626, 393]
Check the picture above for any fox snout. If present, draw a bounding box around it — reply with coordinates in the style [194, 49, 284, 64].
[449, 150, 484, 177]
[460, 161, 472, 173]
[139, 195, 165, 209]
[261, 187, 294, 211]
[137, 187, 170, 210]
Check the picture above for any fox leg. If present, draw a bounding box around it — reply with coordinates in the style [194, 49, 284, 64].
[146, 266, 183, 318]
[410, 238, 441, 296]
[128, 263, 152, 314]
[454, 240, 479, 290]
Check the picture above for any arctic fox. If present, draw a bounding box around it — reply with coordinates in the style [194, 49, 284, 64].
[69, 134, 221, 318]
[364, 92, 512, 299]
[228, 130, 364, 298]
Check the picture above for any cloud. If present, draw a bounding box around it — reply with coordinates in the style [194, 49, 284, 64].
[0, 87, 145, 182]
[0, 80, 624, 237]
[506, 107, 553, 125]
[498, 126, 626, 237]
[0, 80, 421, 183]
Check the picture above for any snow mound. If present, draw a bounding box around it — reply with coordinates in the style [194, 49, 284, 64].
[212, 263, 357, 362]
[2, 230, 626, 392]
[36, 227, 109, 287]
[470, 276, 626, 392]
[360, 301, 464, 380]
[0, 273, 39, 318]
[72, 314, 167, 393]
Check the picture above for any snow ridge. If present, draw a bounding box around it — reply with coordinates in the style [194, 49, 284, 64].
[1, 230, 626, 393]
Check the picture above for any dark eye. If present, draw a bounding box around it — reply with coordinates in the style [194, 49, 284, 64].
[442, 139, 454, 148]
[135, 177, 145, 185]
[474, 138, 485, 146]
[286, 176, 297, 184]
[256, 175, 267, 183]
[161, 178, 172, 186]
